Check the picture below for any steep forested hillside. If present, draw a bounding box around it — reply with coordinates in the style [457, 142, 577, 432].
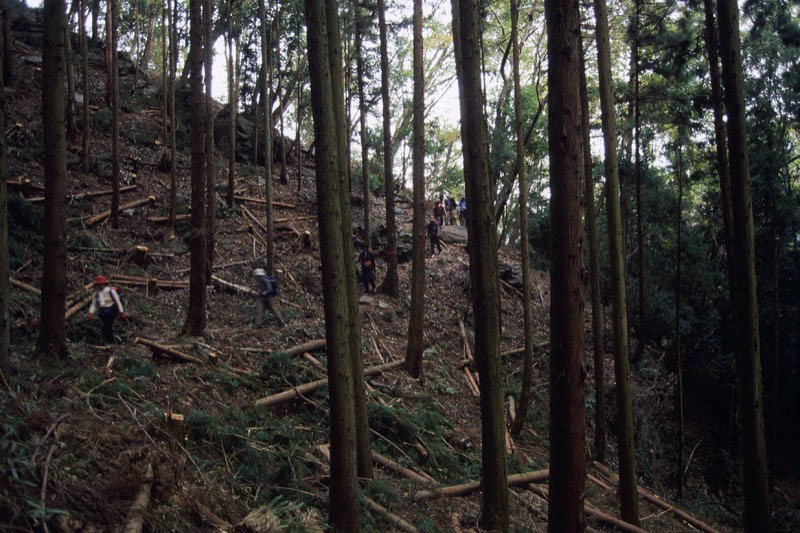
[1, 0, 799, 531]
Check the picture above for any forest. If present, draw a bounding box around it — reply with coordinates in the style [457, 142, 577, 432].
[0, 0, 798, 530]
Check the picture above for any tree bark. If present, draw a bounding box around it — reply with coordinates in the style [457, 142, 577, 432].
[203, 0, 215, 283]
[456, 0, 509, 530]
[38, 0, 69, 359]
[110, 0, 120, 228]
[105, 0, 112, 106]
[592, 0, 640, 524]
[404, 0, 425, 379]
[303, 0, 361, 528]
[185, 0, 207, 335]
[64, 17, 77, 141]
[675, 135, 684, 499]
[544, 0, 587, 530]
[325, 0, 373, 481]
[226, 0, 236, 208]
[578, 33, 605, 463]
[509, 0, 534, 439]
[140, 12, 156, 71]
[277, 10, 287, 186]
[2, 0, 12, 85]
[716, 0, 771, 529]
[355, 7, 370, 244]
[259, 0, 274, 275]
[80, 0, 90, 172]
[166, 0, 177, 238]
[0, 17, 8, 380]
[376, 0, 398, 297]
[633, 0, 647, 364]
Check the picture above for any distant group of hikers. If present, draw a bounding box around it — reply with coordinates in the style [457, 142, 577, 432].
[86, 193, 467, 343]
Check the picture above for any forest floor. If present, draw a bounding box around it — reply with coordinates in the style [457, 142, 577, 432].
[3, 8, 799, 533]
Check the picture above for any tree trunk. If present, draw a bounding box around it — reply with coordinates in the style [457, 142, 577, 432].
[91, 0, 98, 43]
[260, 0, 274, 275]
[226, 0, 235, 208]
[140, 12, 156, 71]
[110, 0, 120, 228]
[404, 0, 425, 379]
[675, 135, 684, 499]
[185, 0, 206, 335]
[578, 34, 605, 464]
[455, 0, 509, 530]
[38, 0, 69, 359]
[277, 11, 287, 186]
[64, 19, 77, 141]
[376, 0, 398, 297]
[716, 0, 771, 529]
[133, 0, 139, 82]
[592, 0, 640, 524]
[295, 17, 302, 194]
[161, 0, 166, 145]
[326, 0, 373, 482]
[203, 0, 214, 283]
[105, 1, 112, 106]
[355, 9, 370, 244]
[633, 0, 647, 365]
[2, 0, 12, 85]
[80, 0, 90, 172]
[509, 0, 534, 440]
[166, 0, 177, 238]
[544, 0, 587, 530]
[303, 1, 361, 529]
[0, 17, 7, 380]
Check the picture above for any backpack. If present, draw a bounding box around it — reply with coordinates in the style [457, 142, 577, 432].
[259, 276, 279, 298]
[360, 252, 373, 269]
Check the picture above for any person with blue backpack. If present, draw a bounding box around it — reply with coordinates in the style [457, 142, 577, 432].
[253, 268, 286, 326]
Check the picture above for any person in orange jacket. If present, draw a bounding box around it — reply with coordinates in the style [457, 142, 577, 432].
[87, 275, 125, 343]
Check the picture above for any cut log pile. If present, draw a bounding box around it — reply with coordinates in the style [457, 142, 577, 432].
[85, 196, 157, 226]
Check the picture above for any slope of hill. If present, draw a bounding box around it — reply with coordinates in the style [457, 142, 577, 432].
[4, 7, 793, 532]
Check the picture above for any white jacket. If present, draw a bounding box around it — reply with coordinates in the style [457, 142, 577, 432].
[89, 286, 124, 314]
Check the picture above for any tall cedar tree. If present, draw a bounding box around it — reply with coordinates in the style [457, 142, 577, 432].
[592, 0, 640, 523]
[110, 0, 120, 228]
[277, 11, 287, 185]
[325, 0, 373, 479]
[355, 4, 370, 244]
[2, 0, 11, 84]
[404, 0, 425, 378]
[456, 0, 509, 529]
[161, 0, 167, 145]
[675, 136, 684, 498]
[185, 0, 207, 335]
[509, 0, 535, 438]
[39, 0, 68, 358]
[377, 0, 398, 297]
[64, 16, 77, 142]
[226, 0, 236, 207]
[716, 0, 772, 529]
[633, 0, 647, 363]
[303, 1, 361, 528]
[80, 0, 90, 172]
[166, 0, 178, 238]
[295, 21, 303, 194]
[259, 0, 274, 275]
[105, 1, 111, 105]
[204, 0, 215, 283]
[0, 16, 7, 381]
[578, 33, 605, 462]
[544, 0, 587, 529]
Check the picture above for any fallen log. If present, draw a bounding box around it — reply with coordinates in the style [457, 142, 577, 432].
[109, 275, 188, 289]
[463, 367, 480, 397]
[8, 178, 45, 191]
[122, 462, 154, 533]
[234, 195, 296, 209]
[275, 215, 316, 224]
[10, 278, 41, 296]
[134, 337, 202, 364]
[275, 338, 326, 357]
[412, 468, 548, 501]
[458, 319, 473, 362]
[363, 497, 419, 533]
[211, 275, 258, 296]
[28, 185, 137, 204]
[65, 295, 92, 320]
[254, 360, 404, 407]
[592, 461, 719, 533]
[371, 451, 435, 485]
[147, 213, 192, 224]
[85, 196, 157, 226]
[585, 504, 648, 533]
[241, 205, 269, 236]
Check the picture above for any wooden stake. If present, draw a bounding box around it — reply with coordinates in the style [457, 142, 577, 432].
[412, 468, 548, 501]
[134, 337, 203, 364]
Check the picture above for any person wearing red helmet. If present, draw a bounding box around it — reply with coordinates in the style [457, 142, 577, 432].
[87, 275, 126, 343]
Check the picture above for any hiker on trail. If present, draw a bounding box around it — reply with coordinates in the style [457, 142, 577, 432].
[427, 218, 442, 257]
[358, 246, 377, 293]
[87, 275, 125, 344]
[433, 200, 445, 227]
[447, 195, 457, 225]
[254, 268, 286, 327]
[458, 195, 467, 226]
